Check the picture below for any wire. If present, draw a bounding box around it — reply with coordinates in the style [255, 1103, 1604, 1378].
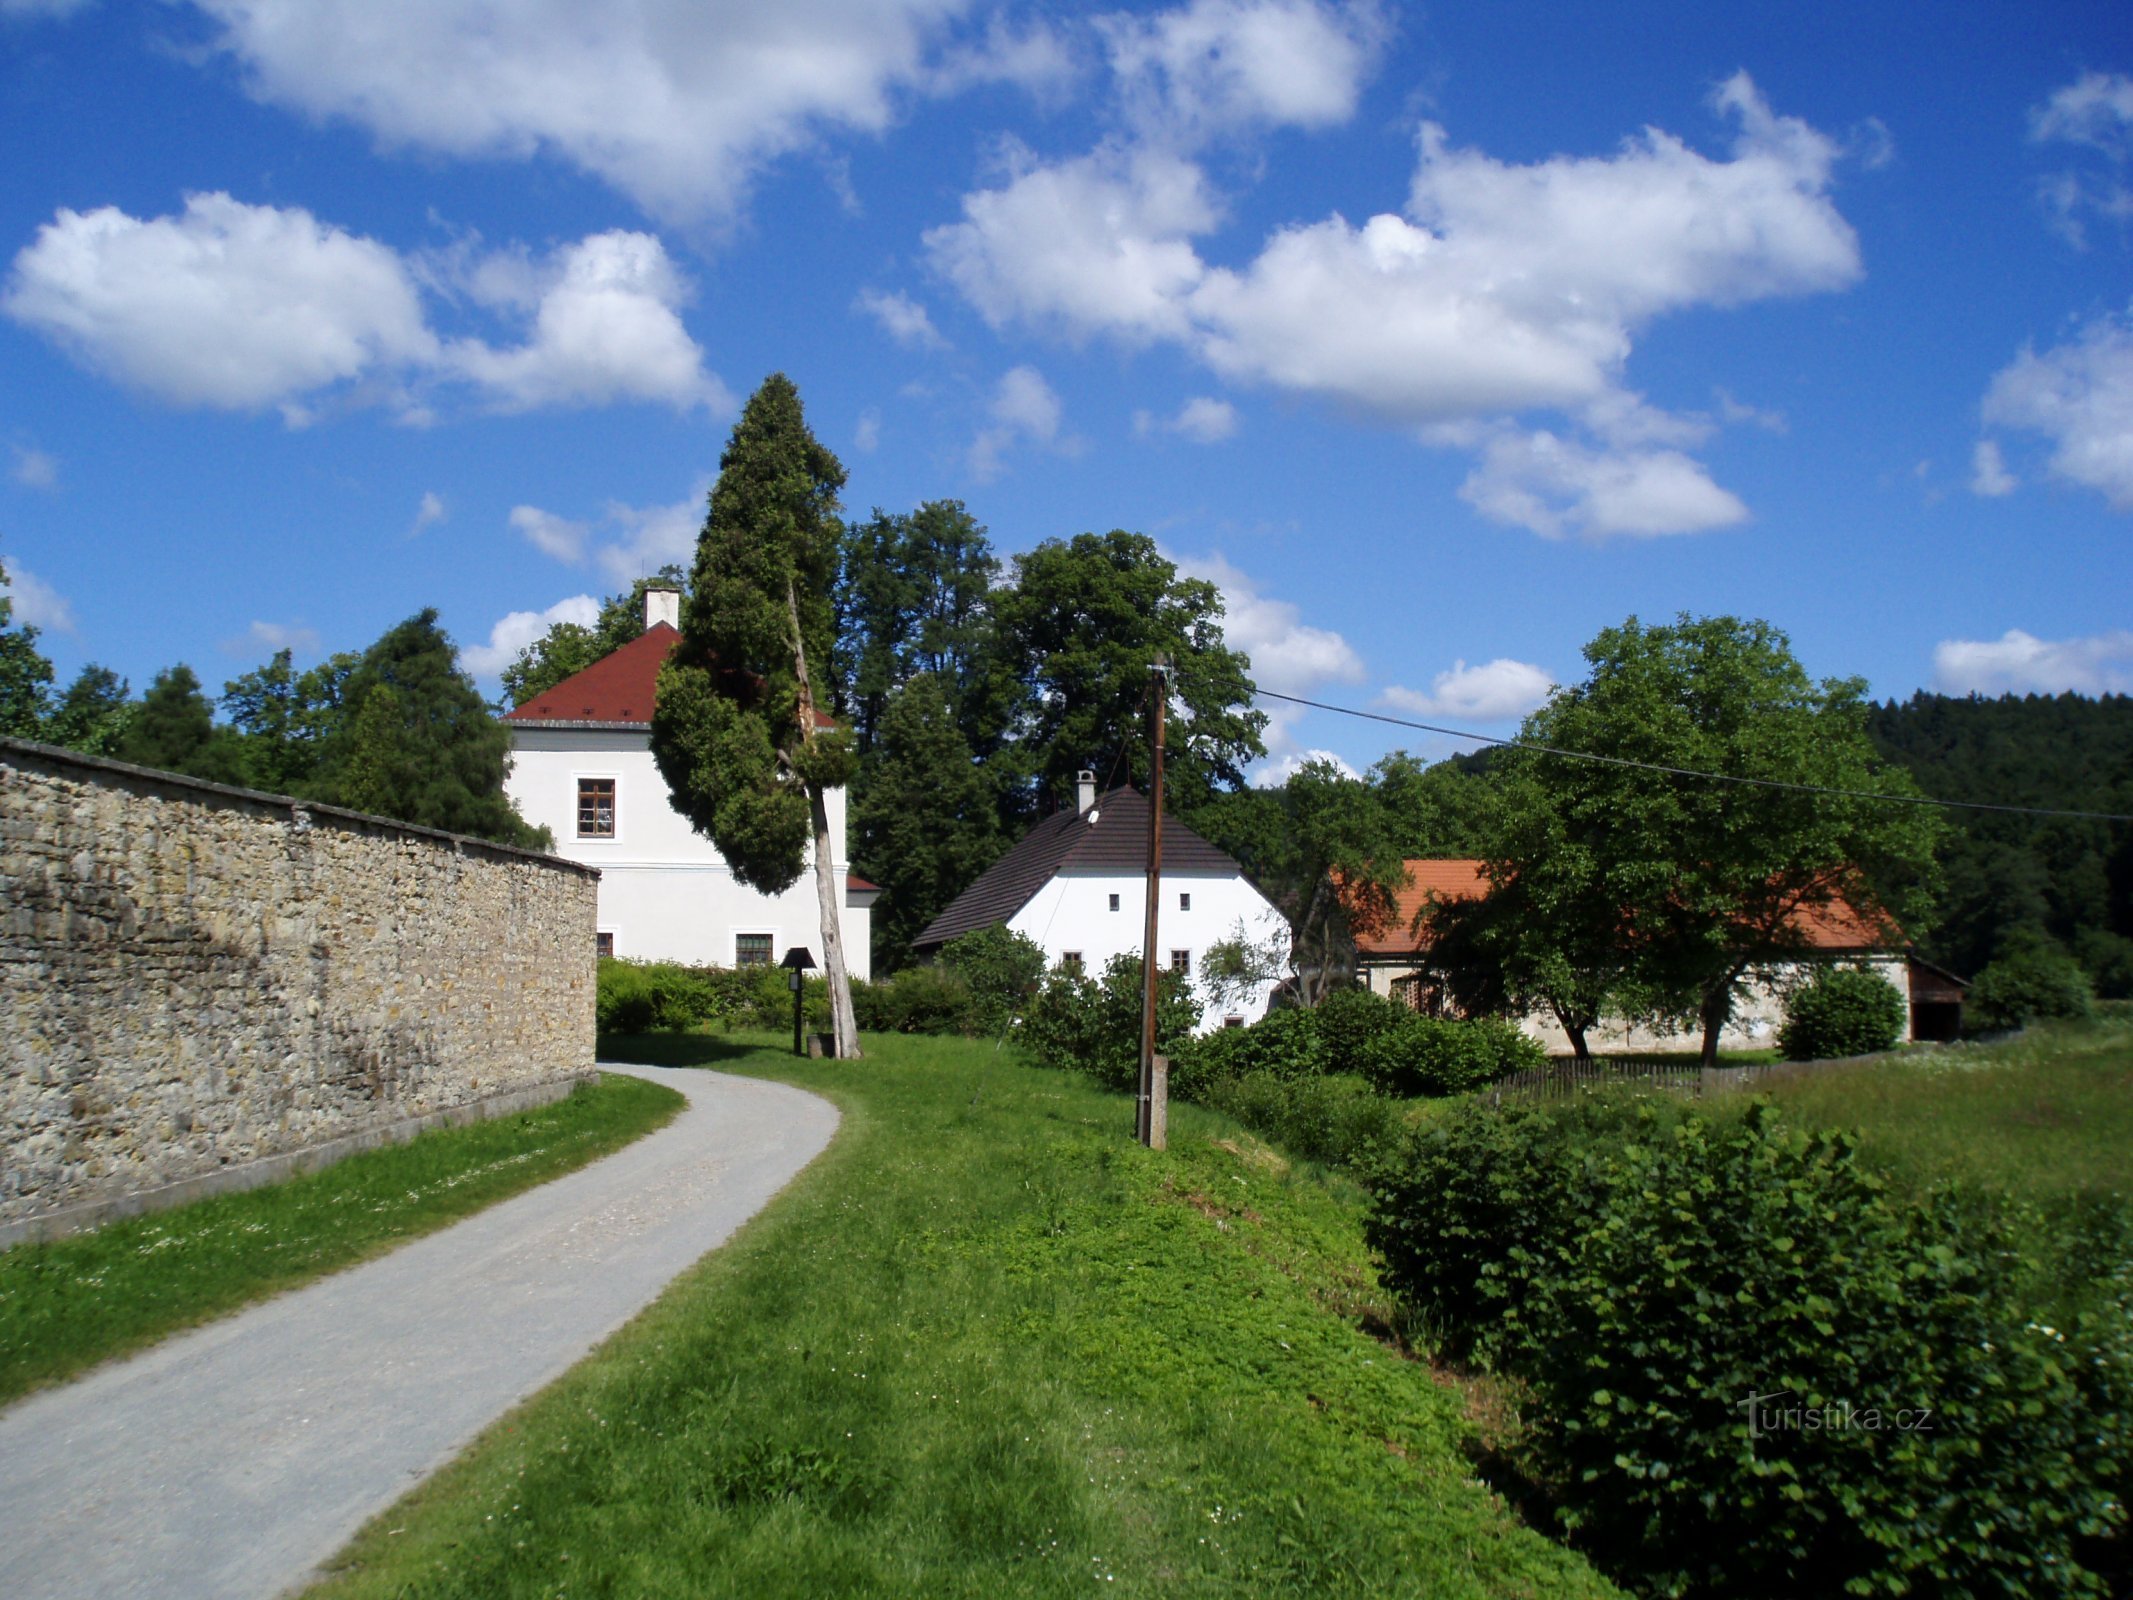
[1255, 687, 2133, 824]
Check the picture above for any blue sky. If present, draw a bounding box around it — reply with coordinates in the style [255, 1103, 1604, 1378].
[1, 0, 2127, 781]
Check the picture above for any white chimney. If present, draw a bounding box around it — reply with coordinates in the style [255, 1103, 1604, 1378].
[1076, 769, 1097, 814]
[644, 585, 681, 631]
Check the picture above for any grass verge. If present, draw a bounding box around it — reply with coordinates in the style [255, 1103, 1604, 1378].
[0, 1072, 683, 1406]
[312, 1032, 1617, 1599]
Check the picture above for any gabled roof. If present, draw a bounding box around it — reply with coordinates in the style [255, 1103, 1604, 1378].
[504, 622, 834, 730]
[911, 787, 1245, 951]
[1354, 857, 1904, 959]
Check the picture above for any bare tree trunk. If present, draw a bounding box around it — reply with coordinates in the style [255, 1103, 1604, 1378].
[1552, 1001, 1592, 1064]
[1698, 982, 1734, 1068]
[788, 580, 859, 1059]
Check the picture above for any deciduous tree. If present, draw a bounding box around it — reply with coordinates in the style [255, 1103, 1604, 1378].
[650, 373, 862, 1056]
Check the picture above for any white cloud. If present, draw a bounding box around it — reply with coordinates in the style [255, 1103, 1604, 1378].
[409, 490, 447, 535]
[929, 72, 1856, 535]
[1380, 657, 1554, 723]
[854, 407, 882, 453]
[1981, 308, 2133, 509]
[223, 619, 322, 656]
[1136, 395, 1237, 442]
[10, 443, 57, 488]
[0, 0, 96, 18]
[0, 560, 74, 632]
[1249, 748, 1359, 787]
[855, 287, 947, 349]
[1932, 629, 2133, 696]
[4, 196, 723, 419]
[970, 363, 1070, 479]
[460, 594, 600, 678]
[1457, 426, 1748, 538]
[1099, 0, 1386, 144]
[190, 0, 983, 226]
[1970, 439, 2017, 497]
[2030, 71, 2133, 246]
[593, 492, 705, 586]
[510, 504, 591, 564]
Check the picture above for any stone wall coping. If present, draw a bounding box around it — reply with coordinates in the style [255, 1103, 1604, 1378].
[1, 735, 600, 880]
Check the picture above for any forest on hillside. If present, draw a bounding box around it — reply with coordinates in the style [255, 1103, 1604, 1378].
[1868, 691, 2133, 994]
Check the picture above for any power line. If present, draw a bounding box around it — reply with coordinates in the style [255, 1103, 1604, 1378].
[1256, 688, 2133, 824]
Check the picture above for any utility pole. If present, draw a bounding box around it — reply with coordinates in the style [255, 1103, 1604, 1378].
[1137, 654, 1171, 1150]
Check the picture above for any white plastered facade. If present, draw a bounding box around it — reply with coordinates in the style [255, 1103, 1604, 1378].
[506, 726, 871, 980]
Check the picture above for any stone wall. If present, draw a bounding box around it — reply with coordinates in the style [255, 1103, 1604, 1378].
[2, 738, 599, 1238]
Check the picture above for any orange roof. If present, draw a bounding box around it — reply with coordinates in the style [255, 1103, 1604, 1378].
[505, 623, 834, 729]
[1353, 857, 1900, 958]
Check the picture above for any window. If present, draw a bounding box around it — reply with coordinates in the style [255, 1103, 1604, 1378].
[1179, 892, 1191, 912]
[576, 777, 616, 838]
[1170, 949, 1190, 975]
[1223, 1015, 1245, 1029]
[595, 931, 614, 959]
[1108, 893, 1121, 912]
[1060, 951, 1084, 974]
[735, 934, 774, 968]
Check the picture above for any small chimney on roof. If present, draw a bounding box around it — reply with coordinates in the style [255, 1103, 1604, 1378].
[1076, 769, 1097, 815]
[644, 584, 681, 631]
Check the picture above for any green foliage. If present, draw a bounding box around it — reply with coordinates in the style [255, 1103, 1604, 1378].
[220, 648, 356, 794]
[1368, 1097, 2124, 1597]
[1968, 940, 2096, 1033]
[114, 663, 248, 783]
[1018, 954, 1200, 1092]
[1493, 615, 1946, 1064]
[937, 924, 1046, 1036]
[0, 1075, 681, 1405]
[594, 957, 814, 1034]
[652, 374, 853, 898]
[1313, 987, 1409, 1074]
[0, 554, 55, 739]
[310, 611, 543, 847]
[989, 530, 1265, 825]
[41, 664, 134, 756]
[851, 964, 975, 1035]
[1355, 1015, 1545, 1097]
[851, 673, 1003, 970]
[1198, 1071, 1410, 1168]
[1778, 964, 1906, 1060]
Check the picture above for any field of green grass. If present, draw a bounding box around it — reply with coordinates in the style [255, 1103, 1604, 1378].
[0, 1072, 682, 1405]
[1754, 1016, 2133, 1196]
[312, 1032, 1616, 1600]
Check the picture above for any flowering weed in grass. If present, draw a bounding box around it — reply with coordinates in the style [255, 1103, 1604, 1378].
[0, 1073, 681, 1403]
[311, 1033, 1617, 1600]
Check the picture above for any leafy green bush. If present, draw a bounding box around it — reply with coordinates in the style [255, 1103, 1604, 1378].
[1018, 954, 1198, 1091]
[1199, 1071, 1409, 1167]
[1367, 1098, 2124, 1598]
[1313, 986, 1409, 1074]
[596, 957, 658, 1033]
[596, 958, 748, 1032]
[857, 965, 975, 1034]
[1357, 1015, 1545, 1097]
[937, 926, 1047, 1036]
[1969, 942, 2096, 1033]
[1777, 964, 1906, 1060]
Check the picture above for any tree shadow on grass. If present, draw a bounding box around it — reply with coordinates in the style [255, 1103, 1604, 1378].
[597, 1032, 775, 1069]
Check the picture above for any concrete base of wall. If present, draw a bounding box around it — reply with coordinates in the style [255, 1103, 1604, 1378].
[0, 1071, 598, 1251]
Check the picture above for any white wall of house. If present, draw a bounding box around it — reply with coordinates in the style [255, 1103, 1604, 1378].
[507, 726, 870, 981]
[1008, 867, 1290, 1033]
[1363, 953, 1913, 1052]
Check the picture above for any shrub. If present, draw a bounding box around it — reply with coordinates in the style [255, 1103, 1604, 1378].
[874, 965, 976, 1035]
[597, 957, 659, 1034]
[937, 926, 1046, 1036]
[1368, 1098, 2122, 1598]
[1200, 1071, 1409, 1167]
[1357, 1016, 1545, 1097]
[1018, 954, 1198, 1091]
[1313, 987, 1409, 1074]
[1777, 964, 1906, 1060]
[1968, 942, 2096, 1034]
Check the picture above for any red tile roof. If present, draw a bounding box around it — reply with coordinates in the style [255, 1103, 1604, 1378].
[1354, 858, 1901, 957]
[505, 623, 834, 729]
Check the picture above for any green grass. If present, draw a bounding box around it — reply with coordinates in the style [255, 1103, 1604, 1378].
[1753, 1015, 2133, 1195]
[312, 1032, 1617, 1600]
[0, 1073, 683, 1405]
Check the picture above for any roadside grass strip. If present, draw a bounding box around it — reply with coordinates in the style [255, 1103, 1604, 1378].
[312, 1032, 1617, 1600]
[0, 1072, 683, 1405]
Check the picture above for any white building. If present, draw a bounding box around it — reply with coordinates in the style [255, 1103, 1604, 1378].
[502, 587, 875, 978]
[910, 775, 1290, 1032]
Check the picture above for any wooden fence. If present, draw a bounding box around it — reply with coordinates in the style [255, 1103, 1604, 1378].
[1486, 1049, 1894, 1105]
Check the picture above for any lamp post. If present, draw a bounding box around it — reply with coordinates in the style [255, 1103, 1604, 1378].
[781, 946, 817, 1057]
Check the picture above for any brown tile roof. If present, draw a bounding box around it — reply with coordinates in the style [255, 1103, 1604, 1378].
[911, 787, 1245, 952]
[1355, 858, 1903, 958]
[504, 622, 834, 729]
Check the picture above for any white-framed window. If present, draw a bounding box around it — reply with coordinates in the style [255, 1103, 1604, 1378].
[735, 933, 775, 968]
[576, 776, 617, 839]
[596, 930, 616, 959]
[1060, 951, 1084, 974]
[1170, 949, 1191, 974]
